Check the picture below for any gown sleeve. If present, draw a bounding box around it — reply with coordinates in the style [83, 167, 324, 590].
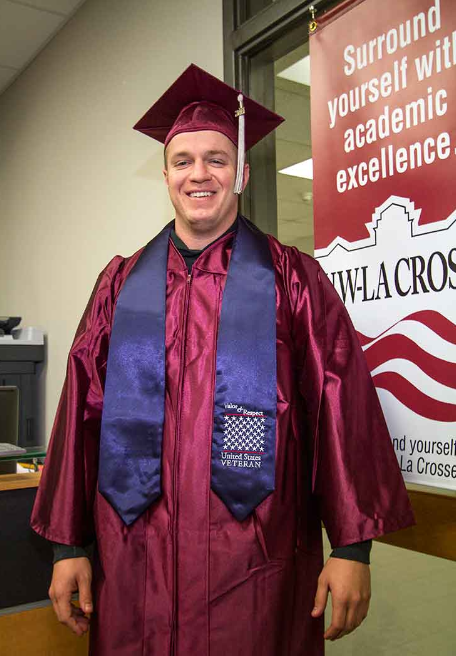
[293, 252, 415, 548]
[30, 256, 125, 546]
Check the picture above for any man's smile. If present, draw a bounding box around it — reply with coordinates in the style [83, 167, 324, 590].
[187, 191, 216, 198]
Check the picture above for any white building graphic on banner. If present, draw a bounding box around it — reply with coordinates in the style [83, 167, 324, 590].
[315, 195, 456, 490]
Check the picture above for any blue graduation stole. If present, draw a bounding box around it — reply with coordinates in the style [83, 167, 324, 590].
[99, 216, 276, 524]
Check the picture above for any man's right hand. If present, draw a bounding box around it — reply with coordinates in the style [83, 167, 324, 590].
[48, 557, 93, 636]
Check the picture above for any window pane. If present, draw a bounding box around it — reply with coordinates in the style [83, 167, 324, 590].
[244, 0, 275, 22]
[274, 43, 314, 254]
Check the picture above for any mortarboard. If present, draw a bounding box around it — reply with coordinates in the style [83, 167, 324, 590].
[133, 64, 284, 194]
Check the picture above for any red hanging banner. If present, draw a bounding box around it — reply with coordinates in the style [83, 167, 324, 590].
[310, 0, 456, 491]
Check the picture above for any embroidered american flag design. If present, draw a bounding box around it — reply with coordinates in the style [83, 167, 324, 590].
[223, 406, 266, 453]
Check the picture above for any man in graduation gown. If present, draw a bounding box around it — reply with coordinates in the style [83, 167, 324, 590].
[31, 65, 414, 656]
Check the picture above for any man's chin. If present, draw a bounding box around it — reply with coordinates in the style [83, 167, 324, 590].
[186, 214, 221, 232]
[176, 206, 237, 236]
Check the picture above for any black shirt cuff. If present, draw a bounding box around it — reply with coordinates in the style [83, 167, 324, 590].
[52, 543, 90, 564]
[330, 539, 372, 564]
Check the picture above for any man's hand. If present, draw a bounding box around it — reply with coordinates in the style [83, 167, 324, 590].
[48, 557, 93, 637]
[311, 557, 371, 641]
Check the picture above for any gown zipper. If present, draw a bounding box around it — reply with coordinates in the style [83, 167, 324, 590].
[170, 271, 192, 655]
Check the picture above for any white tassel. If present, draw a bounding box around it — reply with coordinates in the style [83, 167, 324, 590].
[234, 93, 245, 195]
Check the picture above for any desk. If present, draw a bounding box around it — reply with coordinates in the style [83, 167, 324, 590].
[0, 467, 89, 654]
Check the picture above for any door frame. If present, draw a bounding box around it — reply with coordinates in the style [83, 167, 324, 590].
[223, 0, 335, 234]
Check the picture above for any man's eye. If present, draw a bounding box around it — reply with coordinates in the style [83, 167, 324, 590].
[210, 159, 224, 165]
[175, 160, 189, 167]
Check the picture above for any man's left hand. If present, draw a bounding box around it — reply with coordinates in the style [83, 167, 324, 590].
[311, 557, 371, 640]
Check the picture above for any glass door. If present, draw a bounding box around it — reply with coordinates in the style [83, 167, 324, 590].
[274, 42, 314, 254]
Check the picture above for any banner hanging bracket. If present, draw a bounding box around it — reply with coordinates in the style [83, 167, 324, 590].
[308, 5, 318, 33]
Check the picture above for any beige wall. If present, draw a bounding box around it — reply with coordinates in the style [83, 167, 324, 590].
[0, 0, 223, 443]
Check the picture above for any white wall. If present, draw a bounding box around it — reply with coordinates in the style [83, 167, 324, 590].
[0, 0, 223, 442]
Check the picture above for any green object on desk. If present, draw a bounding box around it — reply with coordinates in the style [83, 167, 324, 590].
[0, 446, 46, 462]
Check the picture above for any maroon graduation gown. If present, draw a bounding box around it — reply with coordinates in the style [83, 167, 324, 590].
[31, 231, 414, 655]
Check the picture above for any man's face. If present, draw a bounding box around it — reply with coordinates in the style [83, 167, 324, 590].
[163, 130, 249, 237]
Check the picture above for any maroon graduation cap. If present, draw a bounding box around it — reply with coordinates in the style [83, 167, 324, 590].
[133, 63, 284, 193]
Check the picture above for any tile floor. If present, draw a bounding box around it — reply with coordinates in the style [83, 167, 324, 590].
[323, 533, 456, 655]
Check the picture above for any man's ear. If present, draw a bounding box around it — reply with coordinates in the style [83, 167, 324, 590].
[163, 167, 169, 187]
[242, 163, 250, 192]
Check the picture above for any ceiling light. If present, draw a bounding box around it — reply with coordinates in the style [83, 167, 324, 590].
[278, 159, 313, 180]
[277, 56, 311, 86]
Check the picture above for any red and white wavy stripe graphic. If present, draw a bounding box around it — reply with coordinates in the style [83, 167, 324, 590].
[357, 310, 456, 347]
[356, 311, 456, 422]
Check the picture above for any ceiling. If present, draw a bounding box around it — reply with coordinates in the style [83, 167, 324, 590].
[0, 0, 88, 96]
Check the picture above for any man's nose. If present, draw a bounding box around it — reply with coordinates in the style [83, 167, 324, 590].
[190, 159, 211, 182]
